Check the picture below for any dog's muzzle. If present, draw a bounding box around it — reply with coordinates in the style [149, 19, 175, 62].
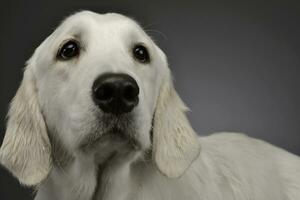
[92, 73, 139, 115]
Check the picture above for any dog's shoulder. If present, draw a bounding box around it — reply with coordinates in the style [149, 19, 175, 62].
[199, 131, 300, 167]
[199, 132, 270, 154]
[197, 132, 300, 200]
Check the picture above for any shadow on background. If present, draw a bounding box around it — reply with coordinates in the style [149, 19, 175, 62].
[0, 0, 299, 199]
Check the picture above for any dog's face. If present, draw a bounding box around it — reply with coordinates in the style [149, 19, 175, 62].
[0, 11, 200, 186]
[35, 12, 164, 158]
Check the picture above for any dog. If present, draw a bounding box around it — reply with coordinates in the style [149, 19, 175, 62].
[0, 11, 299, 200]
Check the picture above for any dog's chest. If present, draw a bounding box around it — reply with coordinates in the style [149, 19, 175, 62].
[92, 164, 209, 200]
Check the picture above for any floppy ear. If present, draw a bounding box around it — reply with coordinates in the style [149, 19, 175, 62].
[152, 73, 201, 178]
[0, 67, 52, 186]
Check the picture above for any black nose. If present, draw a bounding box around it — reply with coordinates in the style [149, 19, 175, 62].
[92, 73, 139, 114]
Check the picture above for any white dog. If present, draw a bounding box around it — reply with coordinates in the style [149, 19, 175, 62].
[0, 11, 299, 200]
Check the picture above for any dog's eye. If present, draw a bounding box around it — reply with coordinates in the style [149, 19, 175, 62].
[133, 45, 150, 63]
[57, 40, 80, 60]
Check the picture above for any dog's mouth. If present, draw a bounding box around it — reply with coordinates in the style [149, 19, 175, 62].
[104, 127, 141, 150]
[79, 113, 141, 153]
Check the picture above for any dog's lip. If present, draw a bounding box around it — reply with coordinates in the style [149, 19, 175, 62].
[80, 128, 141, 153]
[107, 128, 141, 150]
[88, 126, 141, 150]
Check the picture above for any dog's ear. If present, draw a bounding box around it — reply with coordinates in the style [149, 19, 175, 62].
[152, 73, 201, 178]
[0, 67, 52, 186]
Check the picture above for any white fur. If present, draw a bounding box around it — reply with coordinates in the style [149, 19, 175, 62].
[0, 11, 299, 200]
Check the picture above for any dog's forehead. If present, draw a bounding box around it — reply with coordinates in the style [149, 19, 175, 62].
[59, 11, 144, 37]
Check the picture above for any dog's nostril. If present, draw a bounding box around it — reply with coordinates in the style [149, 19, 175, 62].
[123, 84, 139, 102]
[95, 84, 114, 102]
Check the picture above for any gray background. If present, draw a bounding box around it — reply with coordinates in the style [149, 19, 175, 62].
[0, 0, 299, 199]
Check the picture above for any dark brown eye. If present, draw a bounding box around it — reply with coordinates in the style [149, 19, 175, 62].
[57, 40, 80, 60]
[133, 45, 150, 63]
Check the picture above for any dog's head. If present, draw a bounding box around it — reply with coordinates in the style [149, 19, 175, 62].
[0, 11, 200, 186]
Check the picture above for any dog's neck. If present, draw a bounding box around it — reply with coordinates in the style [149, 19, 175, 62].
[35, 148, 218, 200]
[93, 155, 137, 200]
[35, 136, 209, 200]
[36, 149, 142, 200]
